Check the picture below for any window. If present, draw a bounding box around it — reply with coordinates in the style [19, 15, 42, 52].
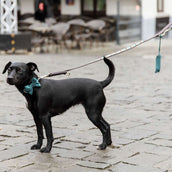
[81, 0, 106, 17]
[96, 0, 105, 11]
[83, 0, 93, 11]
[157, 0, 164, 12]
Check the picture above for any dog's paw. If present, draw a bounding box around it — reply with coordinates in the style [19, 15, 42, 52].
[40, 146, 51, 153]
[31, 144, 42, 150]
[107, 140, 112, 146]
[97, 143, 107, 150]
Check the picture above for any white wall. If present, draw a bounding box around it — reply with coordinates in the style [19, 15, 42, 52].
[61, 0, 81, 15]
[141, 0, 156, 40]
[20, 0, 34, 14]
[106, 0, 140, 16]
[120, 0, 140, 16]
[156, 0, 171, 17]
[106, 0, 117, 16]
[163, 0, 172, 16]
[164, 0, 172, 38]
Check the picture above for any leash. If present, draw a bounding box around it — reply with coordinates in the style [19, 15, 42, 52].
[40, 22, 172, 79]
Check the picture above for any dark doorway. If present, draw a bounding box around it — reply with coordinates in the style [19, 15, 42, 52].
[35, 0, 54, 21]
[156, 17, 169, 33]
[52, 0, 61, 17]
[81, 0, 106, 18]
[34, 0, 60, 21]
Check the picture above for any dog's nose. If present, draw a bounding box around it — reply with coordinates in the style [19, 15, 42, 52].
[7, 77, 14, 85]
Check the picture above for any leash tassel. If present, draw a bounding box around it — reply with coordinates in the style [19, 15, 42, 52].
[155, 54, 161, 73]
[155, 35, 162, 73]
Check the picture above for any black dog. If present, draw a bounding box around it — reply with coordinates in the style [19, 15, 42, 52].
[2, 57, 115, 153]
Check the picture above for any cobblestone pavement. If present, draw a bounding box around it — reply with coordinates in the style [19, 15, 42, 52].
[0, 40, 172, 171]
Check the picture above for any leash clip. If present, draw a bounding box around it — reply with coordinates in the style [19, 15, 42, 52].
[66, 72, 70, 77]
[160, 27, 172, 37]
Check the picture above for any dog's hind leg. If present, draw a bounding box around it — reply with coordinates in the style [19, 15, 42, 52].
[83, 92, 112, 150]
[100, 118, 112, 146]
[84, 94, 112, 150]
[86, 110, 111, 150]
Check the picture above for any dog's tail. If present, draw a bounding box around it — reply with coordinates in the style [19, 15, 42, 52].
[100, 57, 115, 88]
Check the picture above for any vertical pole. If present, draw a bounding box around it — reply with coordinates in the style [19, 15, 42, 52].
[116, 0, 120, 45]
[139, 0, 142, 40]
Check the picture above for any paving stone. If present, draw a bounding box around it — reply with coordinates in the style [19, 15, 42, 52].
[52, 148, 94, 159]
[121, 128, 158, 141]
[150, 133, 172, 141]
[0, 158, 34, 171]
[0, 145, 29, 162]
[77, 160, 110, 170]
[113, 120, 146, 130]
[146, 138, 172, 148]
[15, 120, 35, 127]
[0, 136, 34, 147]
[112, 136, 134, 146]
[16, 164, 52, 172]
[155, 157, 172, 170]
[52, 127, 77, 139]
[0, 144, 8, 151]
[143, 144, 172, 156]
[110, 162, 165, 172]
[84, 153, 120, 165]
[135, 122, 172, 132]
[54, 141, 87, 150]
[125, 152, 169, 167]
[0, 124, 26, 138]
[43, 165, 103, 172]
[84, 146, 137, 165]
[60, 131, 99, 145]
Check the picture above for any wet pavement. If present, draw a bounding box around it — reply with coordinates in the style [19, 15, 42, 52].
[0, 40, 172, 171]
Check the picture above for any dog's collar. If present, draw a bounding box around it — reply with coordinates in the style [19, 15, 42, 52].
[23, 77, 41, 95]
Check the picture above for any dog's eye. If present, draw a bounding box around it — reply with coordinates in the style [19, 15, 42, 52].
[8, 68, 12, 72]
[16, 69, 22, 73]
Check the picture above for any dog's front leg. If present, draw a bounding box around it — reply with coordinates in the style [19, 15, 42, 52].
[31, 115, 44, 150]
[40, 114, 54, 153]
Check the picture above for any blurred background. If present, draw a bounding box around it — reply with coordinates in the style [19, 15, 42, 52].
[0, 0, 171, 54]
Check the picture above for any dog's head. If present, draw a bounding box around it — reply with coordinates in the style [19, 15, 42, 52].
[2, 62, 39, 86]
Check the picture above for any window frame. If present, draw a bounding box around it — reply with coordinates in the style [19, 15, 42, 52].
[157, 0, 164, 12]
[81, 0, 106, 17]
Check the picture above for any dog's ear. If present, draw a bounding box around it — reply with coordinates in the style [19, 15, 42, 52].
[27, 62, 39, 72]
[2, 61, 12, 74]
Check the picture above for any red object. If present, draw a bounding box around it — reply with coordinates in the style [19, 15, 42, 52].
[39, 2, 44, 11]
[66, 0, 74, 5]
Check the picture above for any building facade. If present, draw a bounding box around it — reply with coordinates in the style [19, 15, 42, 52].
[18, 0, 172, 40]
[142, 0, 172, 39]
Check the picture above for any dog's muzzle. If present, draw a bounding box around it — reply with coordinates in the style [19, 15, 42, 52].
[7, 78, 15, 85]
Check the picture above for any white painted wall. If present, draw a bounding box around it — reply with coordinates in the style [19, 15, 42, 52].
[120, 0, 140, 16]
[61, 0, 81, 15]
[106, 0, 139, 16]
[156, 0, 171, 17]
[106, 0, 117, 16]
[164, 0, 172, 38]
[20, 0, 34, 14]
[141, 0, 172, 39]
[141, 0, 156, 40]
